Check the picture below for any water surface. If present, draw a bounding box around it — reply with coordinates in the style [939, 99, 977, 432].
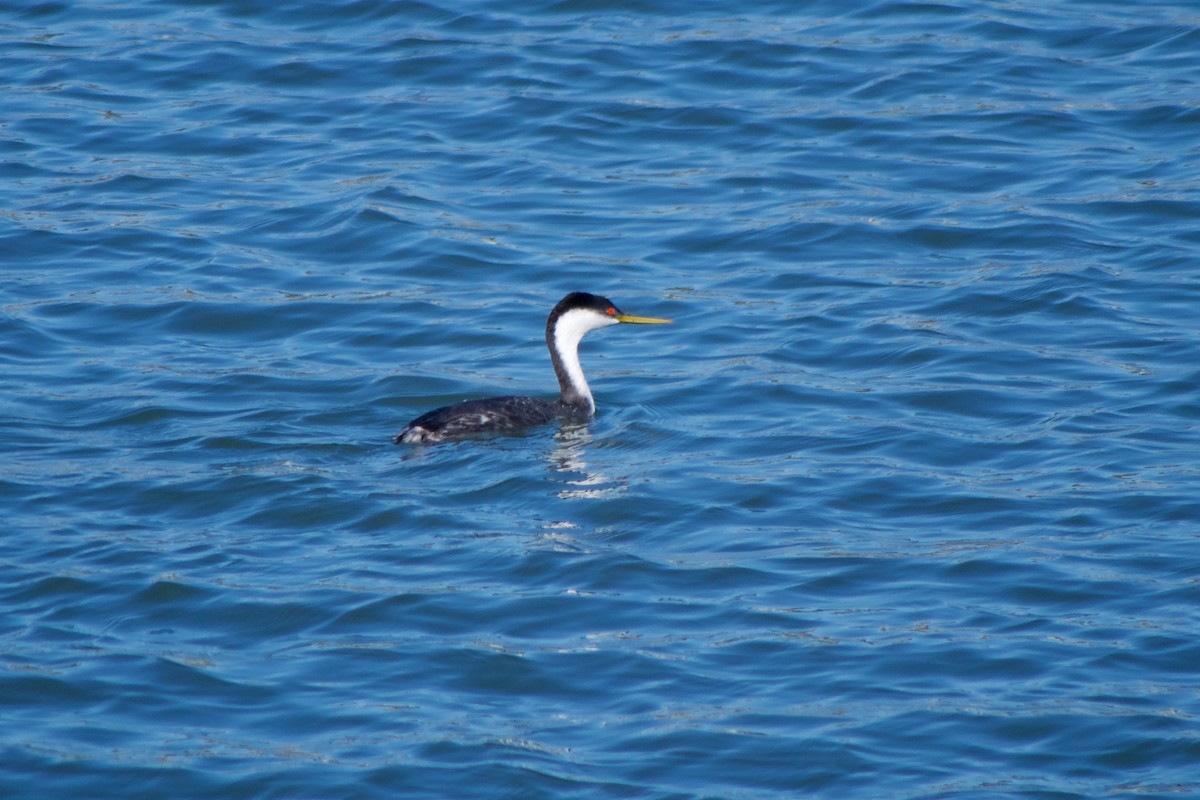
[3, 1, 1200, 798]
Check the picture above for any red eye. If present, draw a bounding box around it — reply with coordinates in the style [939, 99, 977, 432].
[606, 307, 616, 316]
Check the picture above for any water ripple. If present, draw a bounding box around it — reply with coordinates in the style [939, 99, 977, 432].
[4, 0, 1200, 798]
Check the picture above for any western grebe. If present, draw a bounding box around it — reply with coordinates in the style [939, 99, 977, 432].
[394, 292, 671, 444]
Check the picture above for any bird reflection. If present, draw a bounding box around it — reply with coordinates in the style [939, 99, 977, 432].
[548, 424, 629, 500]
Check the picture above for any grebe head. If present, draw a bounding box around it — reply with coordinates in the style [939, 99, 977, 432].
[550, 292, 672, 340]
[546, 292, 671, 411]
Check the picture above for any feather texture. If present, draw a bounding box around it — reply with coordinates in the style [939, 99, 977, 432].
[395, 396, 567, 444]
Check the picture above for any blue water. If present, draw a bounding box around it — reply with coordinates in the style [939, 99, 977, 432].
[4, 1, 1200, 797]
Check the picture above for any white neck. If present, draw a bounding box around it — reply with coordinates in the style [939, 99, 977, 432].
[551, 308, 619, 413]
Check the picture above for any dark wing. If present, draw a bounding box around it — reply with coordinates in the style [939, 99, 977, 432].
[395, 396, 559, 444]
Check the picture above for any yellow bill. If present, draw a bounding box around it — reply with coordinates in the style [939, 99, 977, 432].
[615, 313, 672, 324]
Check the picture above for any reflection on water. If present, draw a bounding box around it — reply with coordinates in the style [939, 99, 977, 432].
[549, 423, 629, 500]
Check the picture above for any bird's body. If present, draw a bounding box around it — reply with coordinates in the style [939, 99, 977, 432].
[395, 292, 670, 444]
[397, 395, 565, 442]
